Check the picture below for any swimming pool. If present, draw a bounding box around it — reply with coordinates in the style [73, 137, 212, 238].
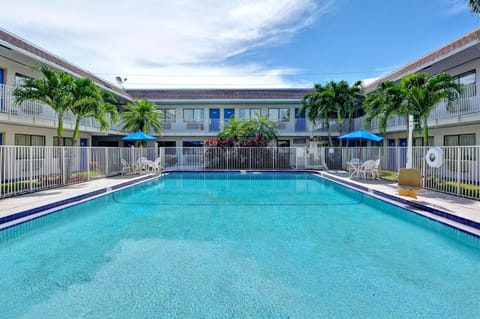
[0, 172, 479, 318]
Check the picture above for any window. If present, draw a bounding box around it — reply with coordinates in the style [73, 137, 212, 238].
[268, 108, 290, 122]
[160, 108, 176, 122]
[414, 136, 434, 146]
[456, 70, 476, 97]
[183, 108, 204, 122]
[158, 141, 176, 155]
[239, 108, 261, 119]
[457, 70, 476, 86]
[14, 134, 45, 159]
[15, 73, 30, 86]
[53, 136, 73, 146]
[53, 136, 74, 158]
[15, 134, 45, 146]
[444, 133, 476, 146]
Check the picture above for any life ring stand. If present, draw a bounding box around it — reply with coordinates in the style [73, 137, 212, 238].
[425, 147, 443, 168]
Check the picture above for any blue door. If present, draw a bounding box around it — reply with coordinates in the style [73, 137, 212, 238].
[295, 108, 306, 132]
[388, 139, 396, 171]
[399, 138, 407, 168]
[224, 108, 234, 123]
[209, 108, 220, 132]
[0, 132, 3, 146]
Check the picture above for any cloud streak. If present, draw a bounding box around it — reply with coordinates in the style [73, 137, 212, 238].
[1, 0, 333, 88]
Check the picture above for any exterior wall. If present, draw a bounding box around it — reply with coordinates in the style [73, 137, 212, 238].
[0, 123, 92, 146]
[0, 54, 42, 86]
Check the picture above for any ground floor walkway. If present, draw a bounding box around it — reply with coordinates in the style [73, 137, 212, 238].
[1, 170, 479, 236]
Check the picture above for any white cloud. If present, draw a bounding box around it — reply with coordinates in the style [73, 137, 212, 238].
[0, 0, 333, 88]
[441, 0, 470, 15]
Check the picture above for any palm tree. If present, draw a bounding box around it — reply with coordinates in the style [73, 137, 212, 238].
[401, 72, 462, 146]
[298, 84, 334, 146]
[13, 64, 74, 146]
[363, 81, 407, 134]
[121, 99, 163, 135]
[322, 80, 358, 139]
[249, 113, 278, 142]
[218, 117, 248, 140]
[70, 78, 119, 145]
[468, 0, 480, 13]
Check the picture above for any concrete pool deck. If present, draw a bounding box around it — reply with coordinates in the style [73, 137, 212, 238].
[0, 170, 479, 236]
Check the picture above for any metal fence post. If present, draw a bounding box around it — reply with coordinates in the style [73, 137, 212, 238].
[105, 147, 109, 176]
[457, 146, 461, 196]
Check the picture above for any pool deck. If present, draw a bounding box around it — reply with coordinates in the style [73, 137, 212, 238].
[0, 170, 479, 236]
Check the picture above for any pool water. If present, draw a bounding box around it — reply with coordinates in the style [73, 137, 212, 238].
[0, 172, 479, 318]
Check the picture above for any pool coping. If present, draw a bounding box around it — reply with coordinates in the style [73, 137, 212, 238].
[0, 174, 161, 231]
[1, 170, 479, 239]
[315, 171, 480, 238]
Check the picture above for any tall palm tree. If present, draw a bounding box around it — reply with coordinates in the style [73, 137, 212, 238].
[121, 99, 163, 135]
[468, 0, 480, 13]
[13, 64, 74, 146]
[401, 72, 462, 146]
[363, 81, 407, 134]
[319, 80, 364, 146]
[70, 78, 119, 145]
[298, 84, 334, 146]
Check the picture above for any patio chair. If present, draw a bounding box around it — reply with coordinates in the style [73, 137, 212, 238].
[147, 157, 163, 173]
[372, 158, 381, 179]
[358, 160, 376, 180]
[121, 158, 132, 175]
[398, 168, 422, 199]
[346, 158, 361, 177]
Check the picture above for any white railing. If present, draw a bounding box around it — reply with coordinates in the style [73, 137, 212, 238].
[364, 83, 480, 131]
[0, 83, 124, 133]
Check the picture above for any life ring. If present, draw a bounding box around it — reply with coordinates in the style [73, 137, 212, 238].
[425, 147, 443, 168]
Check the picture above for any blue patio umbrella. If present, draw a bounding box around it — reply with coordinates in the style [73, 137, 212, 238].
[338, 130, 384, 142]
[121, 131, 156, 141]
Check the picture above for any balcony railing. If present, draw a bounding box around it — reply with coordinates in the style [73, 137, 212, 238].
[0, 83, 124, 133]
[363, 82, 480, 132]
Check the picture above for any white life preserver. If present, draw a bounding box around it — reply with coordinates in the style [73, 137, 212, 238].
[425, 147, 443, 168]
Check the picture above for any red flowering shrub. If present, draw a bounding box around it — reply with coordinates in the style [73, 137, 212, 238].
[204, 137, 235, 148]
[238, 135, 268, 147]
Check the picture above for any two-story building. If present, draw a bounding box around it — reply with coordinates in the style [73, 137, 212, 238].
[1, 26, 480, 150]
[361, 28, 480, 148]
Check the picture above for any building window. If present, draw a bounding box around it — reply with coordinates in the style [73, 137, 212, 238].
[160, 108, 176, 122]
[444, 133, 476, 146]
[53, 136, 73, 146]
[15, 73, 30, 86]
[456, 70, 476, 97]
[183, 108, 204, 122]
[414, 136, 434, 146]
[14, 134, 45, 159]
[268, 108, 290, 122]
[239, 108, 261, 119]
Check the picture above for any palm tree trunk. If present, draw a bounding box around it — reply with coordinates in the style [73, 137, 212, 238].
[423, 118, 429, 146]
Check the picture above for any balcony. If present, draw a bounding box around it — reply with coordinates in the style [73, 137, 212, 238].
[360, 82, 480, 132]
[0, 83, 124, 134]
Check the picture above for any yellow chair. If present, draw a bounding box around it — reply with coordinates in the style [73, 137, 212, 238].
[398, 168, 422, 199]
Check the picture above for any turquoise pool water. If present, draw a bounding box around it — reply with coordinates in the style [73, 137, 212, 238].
[0, 172, 479, 318]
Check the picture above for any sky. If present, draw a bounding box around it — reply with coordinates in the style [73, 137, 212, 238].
[0, 0, 479, 89]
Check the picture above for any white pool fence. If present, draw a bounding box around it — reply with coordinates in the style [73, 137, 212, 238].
[1, 145, 479, 199]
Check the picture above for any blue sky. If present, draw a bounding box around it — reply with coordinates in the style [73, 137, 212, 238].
[0, 0, 478, 88]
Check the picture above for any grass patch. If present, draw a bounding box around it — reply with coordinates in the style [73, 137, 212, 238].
[380, 170, 397, 181]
